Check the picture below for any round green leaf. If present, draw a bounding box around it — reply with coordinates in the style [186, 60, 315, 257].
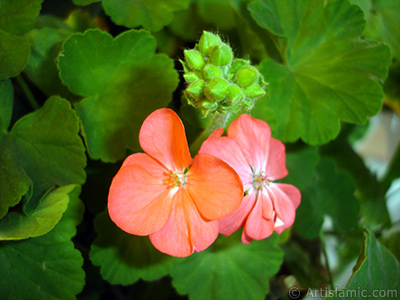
[0, 0, 43, 35]
[102, 0, 190, 31]
[249, 0, 391, 144]
[11, 96, 87, 212]
[326, 230, 400, 300]
[351, 0, 400, 59]
[294, 157, 360, 239]
[0, 30, 31, 80]
[0, 135, 31, 219]
[0, 186, 85, 300]
[0, 185, 76, 240]
[0, 79, 13, 132]
[90, 212, 178, 285]
[72, 0, 100, 6]
[171, 232, 283, 300]
[58, 29, 179, 162]
[24, 27, 74, 98]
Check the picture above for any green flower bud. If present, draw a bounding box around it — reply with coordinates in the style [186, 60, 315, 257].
[183, 71, 201, 84]
[244, 84, 266, 99]
[229, 58, 248, 74]
[202, 101, 218, 111]
[204, 77, 229, 101]
[209, 44, 233, 66]
[198, 31, 222, 56]
[227, 84, 244, 105]
[185, 79, 205, 102]
[184, 49, 205, 71]
[235, 66, 259, 88]
[202, 64, 222, 80]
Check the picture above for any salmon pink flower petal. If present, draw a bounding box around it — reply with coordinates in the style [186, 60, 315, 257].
[219, 194, 256, 236]
[200, 113, 301, 244]
[121, 152, 167, 178]
[267, 183, 301, 234]
[266, 138, 288, 181]
[108, 108, 243, 257]
[139, 108, 193, 171]
[186, 153, 243, 220]
[242, 192, 275, 243]
[199, 133, 253, 190]
[227, 114, 271, 171]
[150, 188, 219, 257]
[108, 161, 173, 236]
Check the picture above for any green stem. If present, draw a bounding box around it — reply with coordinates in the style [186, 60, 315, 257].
[189, 113, 231, 155]
[320, 233, 334, 289]
[16, 75, 39, 110]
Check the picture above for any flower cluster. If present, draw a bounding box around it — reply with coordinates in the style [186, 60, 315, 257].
[181, 31, 268, 116]
[108, 109, 300, 257]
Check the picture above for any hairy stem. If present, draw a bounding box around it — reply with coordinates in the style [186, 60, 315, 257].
[189, 113, 231, 155]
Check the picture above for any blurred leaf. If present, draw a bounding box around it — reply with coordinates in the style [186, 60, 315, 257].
[320, 129, 390, 228]
[0, 31, 31, 80]
[351, 0, 400, 59]
[0, 79, 13, 132]
[72, 0, 100, 6]
[249, 0, 391, 144]
[198, 0, 237, 30]
[24, 27, 74, 98]
[0, 0, 43, 35]
[283, 146, 319, 190]
[8, 96, 86, 212]
[102, 0, 190, 31]
[0, 185, 76, 240]
[0, 0, 43, 80]
[58, 29, 179, 162]
[294, 157, 359, 239]
[90, 212, 178, 285]
[326, 230, 400, 300]
[171, 232, 283, 300]
[0, 186, 85, 300]
[0, 136, 31, 219]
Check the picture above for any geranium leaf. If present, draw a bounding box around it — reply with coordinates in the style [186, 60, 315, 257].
[0, 0, 43, 35]
[102, 0, 190, 31]
[351, 0, 400, 59]
[0, 136, 31, 219]
[283, 146, 319, 190]
[72, 0, 100, 6]
[171, 232, 283, 300]
[325, 230, 400, 299]
[0, 185, 76, 240]
[294, 157, 360, 239]
[10, 96, 86, 212]
[0, 186, 85, 300]
[0, 79, 13, 132]
[0, 31, 31, 80]
[24, 27, 74, 99]
[249, 0, 391, 144]
[198, 0, 237, 30]
[90, 212, 178, 285]
[58, 29, 179, 162]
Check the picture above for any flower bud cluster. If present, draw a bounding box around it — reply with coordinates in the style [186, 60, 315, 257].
[181, 31, 268, 116]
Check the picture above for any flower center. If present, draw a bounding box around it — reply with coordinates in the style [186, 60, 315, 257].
[252, 171, 271, 191]
[164, 170, 186, 188]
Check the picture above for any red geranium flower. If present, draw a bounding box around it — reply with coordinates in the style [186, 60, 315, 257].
[108, 108, 243, 257]
[200, 114, 301, 244]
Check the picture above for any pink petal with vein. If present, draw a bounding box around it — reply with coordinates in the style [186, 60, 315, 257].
[149, 188, 219, 257]
[228, 114, 271, 171]
[139, 108, 192, 171]
[267, 183, 301, 234]
[108, 157, 173, 236]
